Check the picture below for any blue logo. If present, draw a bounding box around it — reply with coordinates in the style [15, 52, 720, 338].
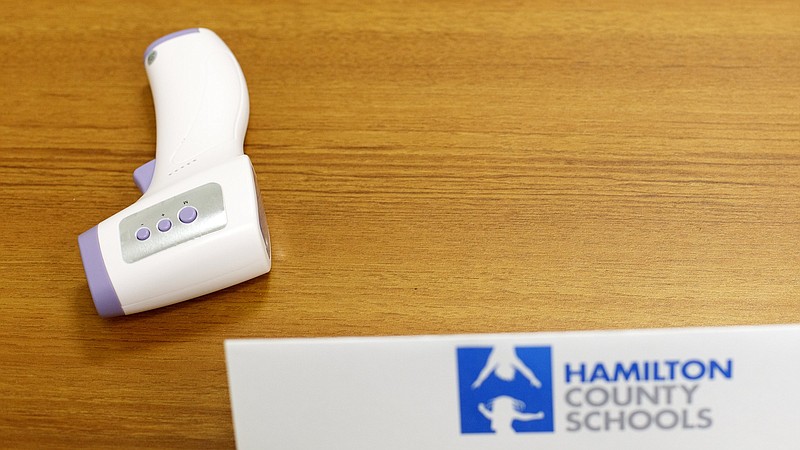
[457, 345, 554, 434]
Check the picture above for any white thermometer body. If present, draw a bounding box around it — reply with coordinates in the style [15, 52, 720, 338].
[78, 28, 271, 317]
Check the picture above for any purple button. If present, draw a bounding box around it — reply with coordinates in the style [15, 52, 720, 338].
[157, 218, 172, 232]
[136, 227, 151, 241]
[179, 206, 198, 224]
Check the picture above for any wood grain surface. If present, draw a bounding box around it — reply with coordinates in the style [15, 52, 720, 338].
[1, 0, 798, 447]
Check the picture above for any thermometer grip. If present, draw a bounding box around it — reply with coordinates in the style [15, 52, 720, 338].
[143, 28, 250, 193]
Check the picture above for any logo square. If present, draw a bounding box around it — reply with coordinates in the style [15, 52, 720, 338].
[457, 346, 554, 434]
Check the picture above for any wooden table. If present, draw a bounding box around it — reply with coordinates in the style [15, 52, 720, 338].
[1, 1, 798, 447]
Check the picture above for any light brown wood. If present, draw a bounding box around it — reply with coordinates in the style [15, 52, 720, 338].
[1, 0, 798, 447]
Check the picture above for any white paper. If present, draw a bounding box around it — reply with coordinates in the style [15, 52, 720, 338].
[226, 325, 800, 449]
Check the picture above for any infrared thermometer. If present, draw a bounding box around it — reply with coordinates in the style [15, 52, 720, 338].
[78, 28, 271, 317]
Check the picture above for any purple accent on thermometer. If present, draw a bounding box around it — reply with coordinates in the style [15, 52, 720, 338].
[143, 28, 200, 62]
[179, 206, 198, 224]
[157, 219, 172, 232]
[133, 159, 156, 193]
[78, 226, 124, 318]
[136, 227, 151, 241]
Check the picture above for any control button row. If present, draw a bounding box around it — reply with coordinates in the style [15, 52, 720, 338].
[135, 206, 199, 241]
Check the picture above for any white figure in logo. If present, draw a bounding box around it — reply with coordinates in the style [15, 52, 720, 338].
[478, 396, 544, 434]
[471, 345, 542, 389]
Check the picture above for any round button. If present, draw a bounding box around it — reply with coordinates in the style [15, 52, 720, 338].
[136, 227, 151, 241]
[178, 206, 198, 224]
[157, 218, 172, 232]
